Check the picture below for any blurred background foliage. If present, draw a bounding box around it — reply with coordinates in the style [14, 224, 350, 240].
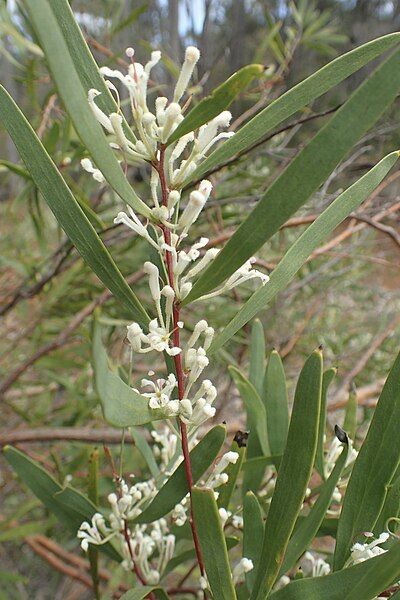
[0, 0, 400, 597]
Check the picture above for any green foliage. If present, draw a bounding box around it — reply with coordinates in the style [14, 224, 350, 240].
[192, 487, 237, 600]
[334, 351, 400, 569]
[250, 350, 323, 598]
[2, 4, 400, 598]
[167, 64, 264, 144]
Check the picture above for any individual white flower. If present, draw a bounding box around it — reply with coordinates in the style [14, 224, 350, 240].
[218, 507, 231, 528]
[232, 557, 254, 584]
[302, 552, 331, 577]
[173, 46, 201, 103]
[232, 515, 244, 529]
[80, 158, 105, 183]
[274, 575, 290, 590]
[350, 532, 389, 564]
[324, 435, 358, 478]
[140, 374, 178, 412]
[114, 206, 159, 249]
[77, 513, 108, 551]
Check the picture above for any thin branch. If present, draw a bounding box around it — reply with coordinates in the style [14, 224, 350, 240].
[191, 105, 341, 186]
[0, 427, 132, 446]
[0, 272, 144, 399]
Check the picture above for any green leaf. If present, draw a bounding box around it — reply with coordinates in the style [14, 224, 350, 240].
[250, 350, 323, 599]
[93, 321, 160, 427]
[192, 487, 237, 600]
[316, 368, 336, 478]
[249, 319, 266, 395]
[135, 425, 226, 523]
[0, 86, 149, 326]
[0, 523, 43, 542]
[279, 434, 349, 577]
[209, 150, 399, 352]
[130, 428, 160, 479]
[218, 441, 246, 509]
[23, 0, 150, 217]
[167, 64, 264, 145]
[2, 446, 120, 561]
[343, 387, 358, 440]
[243, 491, 264, 593]
[264, 350, 289, 469]
[120, 587, 169, 600]
[164, 536, 239, 576]
[186, 33, 400, 184]
[243, 320, 266, 492]
[334, 351, 400, 570]
[184, 48, 400, 305]
[270, 540, 400, 600]
[49, 0, 135, 145]
[111, 4, 147, 34]
[229, 366, 269, 456]
[0, 159, 30, 179]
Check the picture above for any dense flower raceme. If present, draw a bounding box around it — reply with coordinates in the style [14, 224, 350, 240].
[77, 427, 246, 582]
[82, 44, 268, 425]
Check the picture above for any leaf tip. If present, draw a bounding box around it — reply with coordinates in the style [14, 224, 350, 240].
[334, 424, 348, 445]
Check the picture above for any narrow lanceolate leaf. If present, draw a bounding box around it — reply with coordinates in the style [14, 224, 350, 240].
[264, 350, 289, 469]
[167, 64, 264, 144]
[120, 587, 170, 600]
[249, 319, 266, 395]
[49, 0, 135, 144]
[185, 33, 400, 184]
[192, 487, 237, 600]
[270, 540, 400, 600]
[0, 86, 149, 326]
[184, 48, 400, 305]
[93, 321, 159, 427]
[209, 151, 399, 352]
[23, 0, 150, 217]
[334, 351, 400, 570]
[229, 367, 269, 456]
[3, 446, 120, 561]
[315, 368, 337, 478]
[135, 425, 226, 523]
[250, 350, 323, 599]
[244, 320, 266, 492]
[243, 492, 264, 593]
[218, 441, 246, 509]
[279, 435, 349, 577]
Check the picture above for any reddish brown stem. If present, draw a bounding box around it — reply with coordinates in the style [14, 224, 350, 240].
[157, 146, 206, 578]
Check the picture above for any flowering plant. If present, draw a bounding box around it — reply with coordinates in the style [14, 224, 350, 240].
[2, 2, 400, 599]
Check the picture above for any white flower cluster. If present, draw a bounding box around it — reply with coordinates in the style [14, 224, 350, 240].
[350, 531, 389, 565]
[301, 552, 331, 577]
[79, 44, 269, 589]
[171, 451, 240, 527]
[83, 46, 234, 178]
[324, 434, 358, 478]
[78, 428, 180, 582]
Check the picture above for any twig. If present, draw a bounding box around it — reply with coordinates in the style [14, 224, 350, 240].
[0, 427, 131, 446]
[25, 535, 130, 597]
[333, 315, 400, 402]
[85, 35, 129, 67]
[0, 272, 144, 399]
[190, 105, 341, 186]
[37, 94, 58, 139]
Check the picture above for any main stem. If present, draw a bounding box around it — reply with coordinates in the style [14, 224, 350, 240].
[156, 146, 206, 579]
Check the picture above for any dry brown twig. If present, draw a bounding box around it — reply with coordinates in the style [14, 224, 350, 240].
[0, 272, 144, 399]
